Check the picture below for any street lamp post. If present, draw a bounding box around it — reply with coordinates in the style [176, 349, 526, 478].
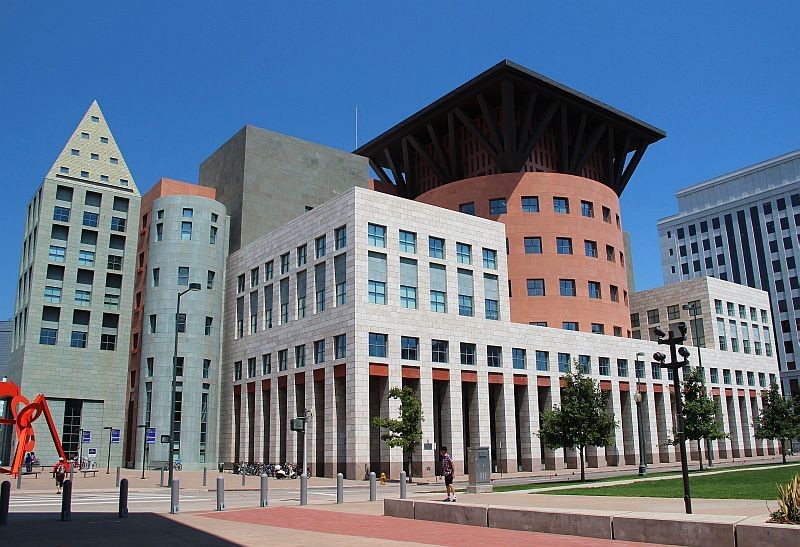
[683, 302, 713, 469]
[137, 424, 147, 480]
[634, 351, 647, 477]
[653, 323, 693, 514]
[169, 283, 201, 488]
[103, 426, 113, 474]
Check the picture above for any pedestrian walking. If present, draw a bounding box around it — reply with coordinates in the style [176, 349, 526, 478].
[53, 457, 69, 494]
[439, 446, 456, 502]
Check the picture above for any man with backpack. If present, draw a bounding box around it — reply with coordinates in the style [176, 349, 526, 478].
[53, 457, 69, 494]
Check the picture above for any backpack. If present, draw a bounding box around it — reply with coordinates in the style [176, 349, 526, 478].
[56, 464, 65, 477]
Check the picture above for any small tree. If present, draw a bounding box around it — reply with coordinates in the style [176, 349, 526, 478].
[538, 364, 618, 481]
[371, 386, 423, 481]
[755, 383, 799, 464]
[681, 367, 727, 469]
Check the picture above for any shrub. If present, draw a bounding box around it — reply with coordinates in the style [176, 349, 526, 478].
[769, 473, 800, 524]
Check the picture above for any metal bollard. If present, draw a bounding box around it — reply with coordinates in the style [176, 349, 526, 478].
[400, 471, 407, 499]
[203, 467, 207, 487]
[170, 479, 179, 514]
[115, 467, 121, 488]
[241, 471, 246, 487]
[118, 478, 129, 518]
[260, 474, 268, 507]
[369, 471, 376, 501]
[1, 481, 10, 526]
[61, 479, 72, 521]
[336, 473, 343, 504]
[300, 474, 308, 506]
[160, 467, 165, 487]
[69, 465, 74, 482]
[16, 473, 21, 490]
[216, 476, 225, 511]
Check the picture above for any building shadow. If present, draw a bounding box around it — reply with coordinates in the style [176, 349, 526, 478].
[1, 511, 239, 546]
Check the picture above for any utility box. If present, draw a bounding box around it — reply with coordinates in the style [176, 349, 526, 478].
[467, 446, 493, 493]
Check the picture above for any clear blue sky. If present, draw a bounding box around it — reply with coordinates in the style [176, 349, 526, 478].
[2, 1, 798, 317]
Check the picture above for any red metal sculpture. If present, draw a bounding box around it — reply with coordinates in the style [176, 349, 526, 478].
[0, 380, 66, 477]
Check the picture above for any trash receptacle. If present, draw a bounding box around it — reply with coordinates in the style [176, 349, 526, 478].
[218, 462, 224, 473]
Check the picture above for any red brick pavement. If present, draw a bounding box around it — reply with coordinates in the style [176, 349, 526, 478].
[202, 506, 663, 546]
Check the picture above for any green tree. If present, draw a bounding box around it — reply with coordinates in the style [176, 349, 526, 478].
[681, 367, 727, 469]
[538, 364, 618, 481]
[371, 386, 424, 481]
[755, 383, 799, 464]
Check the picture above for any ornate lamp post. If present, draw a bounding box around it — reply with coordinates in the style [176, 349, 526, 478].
[634, 351, 647, 477]
[683, 302, 713, 469]
[653, 323, 693, 514]
[169, 282, 201, 490]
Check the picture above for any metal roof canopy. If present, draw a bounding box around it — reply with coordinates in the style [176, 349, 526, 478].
[355, 60, 666, 197]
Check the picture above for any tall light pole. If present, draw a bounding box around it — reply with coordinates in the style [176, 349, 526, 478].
[169, 282, 201, 488]
[137, 424, 147, 480]
[103, 426, 113, 474]
[634, 351, 647, 477]
[653, 323, 693, 514]
[683, 302, 713, 469]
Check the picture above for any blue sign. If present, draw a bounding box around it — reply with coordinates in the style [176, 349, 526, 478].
[145, 427, 156, 445]
[111, 429, 120, 444]
[82, 430, 91, 444]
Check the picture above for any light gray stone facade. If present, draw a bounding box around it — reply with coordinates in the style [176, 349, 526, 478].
[222, 187, 780, 479]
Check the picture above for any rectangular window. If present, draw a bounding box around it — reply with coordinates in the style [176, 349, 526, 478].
[78, 250, 95, 266]
[458, 294, 473, 317]
[39, 327, 57, 345]
[70, 331, 87, 348]
[489, 198, 507, 215]
[75, 289, 91, 305]
[178, 267, 189, 286]
[206, 270, 215, 289]
[524, 237, 542, 254]
[535, 350, 549, 371]
[579, 355, 591, 374]
[335, 225, 347, 249]
[295, 345, 306, 368]
[630, 313, 640, 327]
[111, 217, 126, 232]
[49, 245, 66, 262]
[367, 224, 386, 248]
[234, 361, 242, 380]
[710, 368, 719, 383]
[149, 314, 157, 333]
[182, 208, 193, 218]
[44, 286, 62, 303]
[512, 348, 527, 369]
[209, 226, 217, 244]
[617, 359, 628, 377]
[156, 223, 163, 241]
[369, 280, 386, 304]
[297, 244, 307, 266]
[599, 357, 610, 376]
[100, 333, 116, 351]
[334, 334, 347, 359]
[278, 350, 288, 371]
[456, 242, 472, 264]
[558, 352, 571, 372]
[560, 279, 576, 297]
[83, 211, 99, 227]
[521, 196, 539, 212]
[399, 230, 417, 253]
[588, 281, 601, 299]
[460, 343, 476, 365]
[176, 313, 186, 333]
[368, 332, 388, 358]
[585, 240, 598, 258]
[247, 357, 257, 378]
[280, 253, 290, 274]
[459, 202, 475, 215]
[107, 255, 123, 271]
[553, 197, 569, 214]
[606, 245, 615, 262]
[483, 248, 497, 269]
[315, 235, 327, 258]
[265, 260, 274, 280]
[556, 237, 572, 254]
[429, 236, 445, 259]
[400, 285, 417, 309]
[487, 345, 503, 367]
[581, 200, 594, 218]
[527, 279, 545, 296]
[432, 339, 449, 363]
[53, 206, 70, 222]
[591, 323, 604, 334]
[651, 363, 662, 380]
[647, 309, 660, 324]
[205, 316, 213, 335]
[401, 336, 419, 360]
[314, 340, 325, 364]
[204, 359, 212, 379]
[430, 290, 446, 313]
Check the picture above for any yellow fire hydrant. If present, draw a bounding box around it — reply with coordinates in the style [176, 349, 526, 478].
[380, 472, 387, 485]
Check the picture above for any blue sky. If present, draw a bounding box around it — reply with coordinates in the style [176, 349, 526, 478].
[2, 1, 798, 317]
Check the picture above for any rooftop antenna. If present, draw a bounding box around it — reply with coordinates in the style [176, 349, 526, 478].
[354, 105, 358, 148]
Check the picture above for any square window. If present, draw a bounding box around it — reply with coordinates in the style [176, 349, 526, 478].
[111, 217, 126, 232]
[429, 236, 445, 259]
[399, 230, 417, 253]
[368, 280, 386, 304]
[368, 332, 388, 358]
[524, 237, 542, 254]
[401, 336, 419, 360]
[487, 345, 503, 367]
[430, 290, 446, 313]
[489, 198, 507, 215]
[459, 202, 475, 215]
[70, 331, 87, 348]
[456, 242, 472, 264]
[367, 224, 386, 247]
[527, 279, 545, 296]
[560, 279, 576, 296]
[482, 248, 497, 269]
[588, 281, 601, 299]
[460, 343, 476, 365]
[581, 200, 594, 218]
[553, 197, 569, 214]
[556, 237, 572, 254]
[521, 196, 539, 212]
[585, 240, 598, 257]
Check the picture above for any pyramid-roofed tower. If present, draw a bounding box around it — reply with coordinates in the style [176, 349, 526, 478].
[46, 100, 139, 195]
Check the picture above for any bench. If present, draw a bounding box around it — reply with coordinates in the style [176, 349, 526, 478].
[148, 460, 168, 471]
[21, 471, 40, 478]
[80, 469, 99, 477]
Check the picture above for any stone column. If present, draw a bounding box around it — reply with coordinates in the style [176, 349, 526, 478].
[738, 394, 754, 457]
[323, 366, 338, 477]
[347, 364, 371, 480]
[239, 387, 250, 464]
[661, 390, 676, 463]
[441, 372, 465, 475]
[542, 382, 566, 470]
[517, 378, 539, 472]
[285, 377, 297, 465]
[715, 393, 731, 459]
[606, 385, 625, 467]
[418, 366, 436, 477]
[252, 384, 264, 462]
[726, 395, 742, 459]
[498, 378, 518, 473]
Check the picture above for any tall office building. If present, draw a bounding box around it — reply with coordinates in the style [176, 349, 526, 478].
[8, 102, 141, 466]
[658, 150, 800, 396]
